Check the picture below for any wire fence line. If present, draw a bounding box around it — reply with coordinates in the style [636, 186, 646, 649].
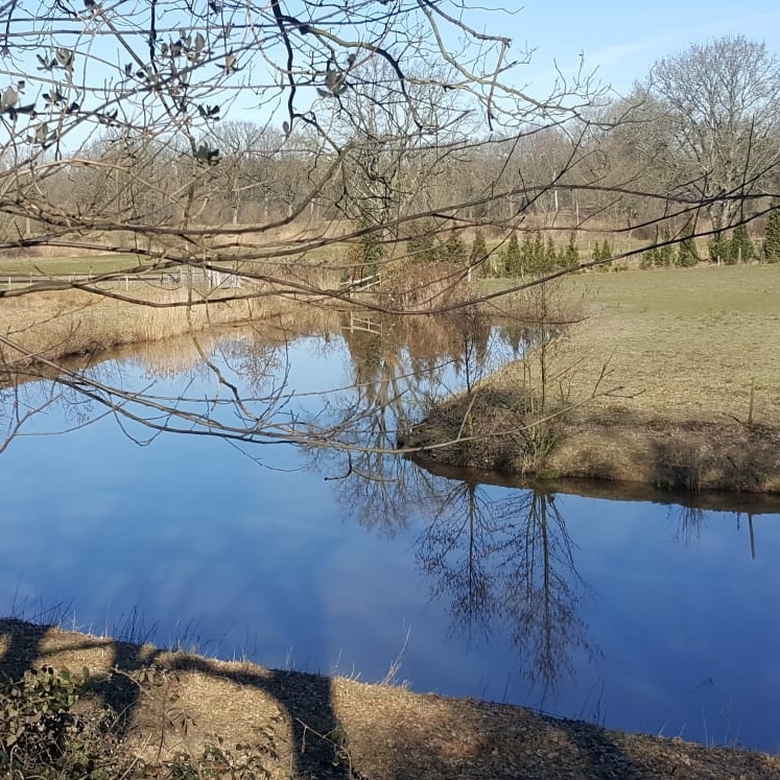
[0, 267, 245, 292]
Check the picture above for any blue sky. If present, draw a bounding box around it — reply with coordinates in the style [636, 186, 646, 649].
[488, 1, 780, 96]
[3, 2, 778, 147]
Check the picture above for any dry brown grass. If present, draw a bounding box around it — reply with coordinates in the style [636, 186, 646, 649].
[480, 264, 780, 427]
[0, 287, 289, 369]
[3, 619, 780, 780]
[377, 260, 471, 311]
[555, 264, 780, 427]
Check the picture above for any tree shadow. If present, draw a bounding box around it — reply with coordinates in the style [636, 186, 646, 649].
[0, 617, 350, 778]
[3, 616, 775, 778]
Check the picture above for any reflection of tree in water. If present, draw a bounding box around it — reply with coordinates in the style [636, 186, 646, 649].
[307, 316, 441, 535]
[668, 504, 706, 546]
[307, 311, 505, 535]
[417, 481, 501, 637]
[500, 491, 594, 697]
[417, 482, 595, 701]
[310, 311, 596, 696]
[1, 359, 116, 450]
[670, 504, 761, 560]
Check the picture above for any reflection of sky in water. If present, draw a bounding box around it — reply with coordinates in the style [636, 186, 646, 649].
[1, 333, 779, 752]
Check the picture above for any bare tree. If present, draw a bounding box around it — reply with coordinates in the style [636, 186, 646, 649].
[0, 0, 602, 447]
[649, 36, 780, 231]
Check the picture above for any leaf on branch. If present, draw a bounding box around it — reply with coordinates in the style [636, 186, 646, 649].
[37, 54, 57, 71]
[98, 108, 119, 125]
[319, 60, 350, 97]
[220, 51, 238, 73]
[43, 90, 66, 105]
[1, 85, 17, 109]
[29, 122, 56, 148]
[0, 85, 34, 119]
[56, 47, 74, 72]
[197, 103, 221, 120]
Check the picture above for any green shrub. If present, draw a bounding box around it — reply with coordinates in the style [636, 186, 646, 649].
[441, 233, 467, 265]
[545, 235, 558, 269]
[676, 221, 699, 267]
[520, 231, 535, 276]
[503, 232, 522, 277]
[653, 227, 674, 267]
[559, 233, 579, 269]
[0, 665, 125, 779]
[469, 230, 490, 276]
[407, 222, 440, 264]
[708, 229, 732, 264]
[731, 223, 754, 263]
[763, 201, 780, 263]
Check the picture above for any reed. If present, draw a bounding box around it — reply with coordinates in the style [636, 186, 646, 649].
[0, 287, 292, 369]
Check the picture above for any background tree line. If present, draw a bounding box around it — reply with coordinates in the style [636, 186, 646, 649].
[3, 17, 779, 288]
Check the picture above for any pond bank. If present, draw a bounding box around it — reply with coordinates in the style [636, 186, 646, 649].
[404, 379, 780, 494]
[409, 266, 780, 495]
[1, 618, 779, 780]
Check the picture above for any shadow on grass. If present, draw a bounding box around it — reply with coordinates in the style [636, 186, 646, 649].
[0, 617, 349, 778]
[3, 618, 763, 779]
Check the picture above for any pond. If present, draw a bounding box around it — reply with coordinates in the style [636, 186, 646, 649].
[1, 313, 779, 753]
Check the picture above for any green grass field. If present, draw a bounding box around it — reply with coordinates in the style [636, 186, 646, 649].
[544, 264, 780, 427]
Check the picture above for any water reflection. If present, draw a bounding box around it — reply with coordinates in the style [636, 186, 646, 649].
[303, 310, 519, 532]
[319, 455, 597, 699]
[418, 484, 594, 698]
[669, 503, 761, 560]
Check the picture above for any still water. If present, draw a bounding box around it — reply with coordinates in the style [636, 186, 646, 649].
[1, 319, 779, 752]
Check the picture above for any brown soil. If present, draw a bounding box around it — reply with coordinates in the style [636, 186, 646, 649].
[1, 619, 779, 779]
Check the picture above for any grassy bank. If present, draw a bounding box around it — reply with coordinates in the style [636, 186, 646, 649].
[558, 264, 780, 426]
[411, 264, 780, 492]
[2, 618, 779, 779]
[4, 262, 780, 491]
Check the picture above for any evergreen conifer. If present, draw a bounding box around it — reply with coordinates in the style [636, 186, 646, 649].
[763, 202, 780, 263]
[676, 221, 699, 267]
[730, 224, 754, 263]
[503, 233, 522, 277]
[559, 233, 579, 269]
[442, 233, 467, 265]
[469, 230, 490, 276]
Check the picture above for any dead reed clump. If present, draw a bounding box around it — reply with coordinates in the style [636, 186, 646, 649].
[377, 261, 470, 312]
[0, 287, 291, 369]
